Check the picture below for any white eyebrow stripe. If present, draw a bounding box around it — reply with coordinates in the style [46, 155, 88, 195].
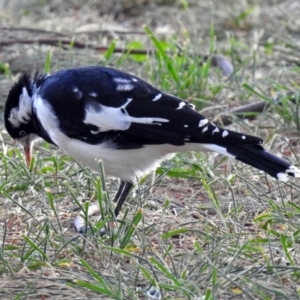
[8, 107, 21, 128]
[8, 87, 33, 128]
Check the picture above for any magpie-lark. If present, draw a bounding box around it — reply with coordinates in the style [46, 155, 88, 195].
[4, 66, 300, 232]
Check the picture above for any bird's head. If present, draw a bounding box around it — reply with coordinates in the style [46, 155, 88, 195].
[4, 74, 40, 166]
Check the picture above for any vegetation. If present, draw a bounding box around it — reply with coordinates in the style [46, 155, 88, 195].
[1, 1, 300, 299]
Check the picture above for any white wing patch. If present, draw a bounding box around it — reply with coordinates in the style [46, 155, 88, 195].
[8, 87, 32, 128]
[199, 118, 208, 127]
[152, 94, 162, 101]
[176, 101, 186, 110]
[222, 130, 229, 138]
[113, 77, 135, 91]
[113, 78, 131, 83]
[212, 127, 220, 135]
[116, 83, 134, 91]
[84, 98, 169, 132]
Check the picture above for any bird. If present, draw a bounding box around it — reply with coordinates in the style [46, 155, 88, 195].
[4, 66, 300, 232]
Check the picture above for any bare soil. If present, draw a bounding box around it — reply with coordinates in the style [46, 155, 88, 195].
[1, 0, 300, 299]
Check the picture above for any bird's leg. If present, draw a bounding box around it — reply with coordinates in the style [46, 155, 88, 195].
[113, 181, 134, 217]
[98, 181, 133, 236]
[74, 180, 133, 233]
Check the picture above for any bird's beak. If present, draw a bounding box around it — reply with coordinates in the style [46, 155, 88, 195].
[24, 143, 32, 167]
[17, 134, 38, 167]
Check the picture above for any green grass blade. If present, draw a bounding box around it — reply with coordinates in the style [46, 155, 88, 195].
[144, 25, 179, 84]
[46, 189, 63, 233]
[119, 208, 143, 249]
[149, 257, 182, 286]
[104, 39, 117, 61]
[44, 50, 52, 73]
[22, 235, 49, 262]
[74, 280, 122, 299]
[161, 228, 188, 239]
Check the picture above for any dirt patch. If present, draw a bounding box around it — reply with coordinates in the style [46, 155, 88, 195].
[1, 1, 300, 299]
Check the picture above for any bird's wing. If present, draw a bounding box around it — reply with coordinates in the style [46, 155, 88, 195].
[37, 66, 263, 147]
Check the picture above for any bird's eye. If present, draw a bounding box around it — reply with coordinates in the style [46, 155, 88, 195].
[19, 130, 27, 136]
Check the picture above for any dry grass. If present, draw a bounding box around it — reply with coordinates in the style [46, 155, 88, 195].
[1, 0, 300, 299]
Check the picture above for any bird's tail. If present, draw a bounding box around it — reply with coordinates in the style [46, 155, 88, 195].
[200, 143, 300, 181]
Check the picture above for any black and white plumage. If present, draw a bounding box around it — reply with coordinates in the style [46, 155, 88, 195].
[4, 66, 300, 232]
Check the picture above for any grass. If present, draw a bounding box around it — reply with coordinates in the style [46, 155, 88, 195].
[1, 146, 300, 298]
[1, 5, 300, 299]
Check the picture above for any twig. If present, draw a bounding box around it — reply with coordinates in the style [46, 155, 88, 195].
[0, 37, 234, 76]
[0, 38, 154, 54]
[1, 26, 69, 37]
[75, 29, 146, 35]
[1, 26, 145, 37]
[212, 101, 269, 126]
[212, 91, 299, 126]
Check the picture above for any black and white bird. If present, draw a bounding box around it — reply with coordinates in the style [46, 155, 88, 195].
[4, 66, 300, 232]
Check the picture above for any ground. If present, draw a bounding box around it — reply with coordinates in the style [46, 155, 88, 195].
[1, 0, 300, 299]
